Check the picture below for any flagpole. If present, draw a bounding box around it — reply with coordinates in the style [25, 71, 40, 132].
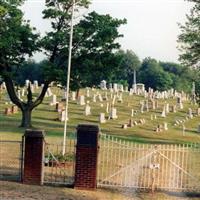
[62, 0, 75, 155]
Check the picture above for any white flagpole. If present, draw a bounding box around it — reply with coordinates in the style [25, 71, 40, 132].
[63, 0, 75, 155]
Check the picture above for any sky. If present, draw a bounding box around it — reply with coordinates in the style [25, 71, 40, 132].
[21, 0, 193, 63]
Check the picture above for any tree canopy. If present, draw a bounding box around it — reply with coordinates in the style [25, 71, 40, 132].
[178, 0, 200, 68]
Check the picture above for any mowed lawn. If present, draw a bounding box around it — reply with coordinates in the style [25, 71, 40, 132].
[0, 87, 200, 144]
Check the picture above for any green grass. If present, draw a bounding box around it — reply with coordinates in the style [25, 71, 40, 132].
[0, 87, 200, 144]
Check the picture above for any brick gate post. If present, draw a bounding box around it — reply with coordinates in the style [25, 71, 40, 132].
[74, 124, 99, 190]
[23, 129, 45, 185]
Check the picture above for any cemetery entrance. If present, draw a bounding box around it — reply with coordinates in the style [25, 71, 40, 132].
[0, 140, 23, 182]
[43, 136, 76, 186]
[98, 134, 200, 192]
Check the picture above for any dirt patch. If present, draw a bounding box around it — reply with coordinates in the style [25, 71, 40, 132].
[1, 181, 200, 200]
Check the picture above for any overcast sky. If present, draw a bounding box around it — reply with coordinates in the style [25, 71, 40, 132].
[21, 0, 193, 63]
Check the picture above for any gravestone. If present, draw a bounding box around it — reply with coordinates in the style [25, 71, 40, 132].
[99, 113, 106, 123]
[59, 110, 68, 122]
[11, 105, 18, 114]
[93, 94, 97, 102]
[131, 109, 134, 117]
[47, 88, 53, 97]
[4, 107, 12, 115]
[122, 124, 127, 129]
[165, 103, 169, 113]
[117, 93, 123, 103]
[25, 80, 30, 87]
[163, 122, 168, 130]
[33, 80, 39, 89]
[161, 105, 166, 118]
[110, 107, 118, 119]
[86, 88, 90, 97]
[188, 108, 193, 119]
[79, 95, 85, 105]
[128, 119, 134, 127]
[71, 92, 76, 101]
[112, 95, 116, 106]
[56, 102, 63, 112]
[100, 80, 107, 90]
[50, 95, 57, 106]
[140, 101, 144, 113]
[106, 102, 109, 113]
[113, 83, 118, 92]
[85, 104, 91, 116]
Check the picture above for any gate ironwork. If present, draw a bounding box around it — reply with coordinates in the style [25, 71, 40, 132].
[44, 138, 76, 186]
[98, 134, 200, 192]
[0, 140, 23, 182]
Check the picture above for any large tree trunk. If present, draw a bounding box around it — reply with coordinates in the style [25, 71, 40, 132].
[21, 108, 32, 128]
[3, 75, 50, 128]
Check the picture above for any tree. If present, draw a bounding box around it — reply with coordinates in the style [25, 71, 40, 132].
[0, 0, 42, 127]
[42, 6, 126, 93]
[0, 0, 91, 127]
[114, 50, 141, 87]
[0, 0, 126, 127]
[138, 58, 173, 91]
[178, 0, 200, 68]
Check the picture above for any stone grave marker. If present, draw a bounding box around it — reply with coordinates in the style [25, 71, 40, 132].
[188, 108, 193, 119]
[78, 95, 85, 105]
[110, 107, 118, 119]
[59, 110, 68, 122]
[11, 105, 18, 114]
[4, 107, 12, 115]
[56, 102, 63, 112]
[85, 104, 91, 116]
[99, 113, 106, 123]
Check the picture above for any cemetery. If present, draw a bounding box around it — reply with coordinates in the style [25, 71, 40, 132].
[1, 82, 200, 145]
[1, 0, 200, 199]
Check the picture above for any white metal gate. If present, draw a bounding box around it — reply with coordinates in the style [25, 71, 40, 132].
[98, 134, 200, 192]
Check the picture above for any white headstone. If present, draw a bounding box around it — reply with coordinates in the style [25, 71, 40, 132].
[188, 108, 193, 119]
[99, 113, 106, 123]
[59, 110, 68, 122]
[79, 95, 85, 105]
[106, 102, 109, 113]
[100, 80, 107, 90]
[25, 80, 30, 87]
[71, 92, 76, 101]
[163, 122, 168, 130]
[85, 104, 91, 116]
[50, 94, 57, 106]
[110, 107, 118, 119]
[86, 88, 90, 97]
[33, 80, 39, 89]
[165, 103, 169, 113]
[113, 83, 118, 92]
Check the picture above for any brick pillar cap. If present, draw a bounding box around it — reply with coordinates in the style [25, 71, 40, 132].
[77, 124, 99, 132]
[24, 129, 45, 138]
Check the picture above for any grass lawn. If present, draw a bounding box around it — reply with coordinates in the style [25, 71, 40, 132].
[1, 87, 200, 144]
